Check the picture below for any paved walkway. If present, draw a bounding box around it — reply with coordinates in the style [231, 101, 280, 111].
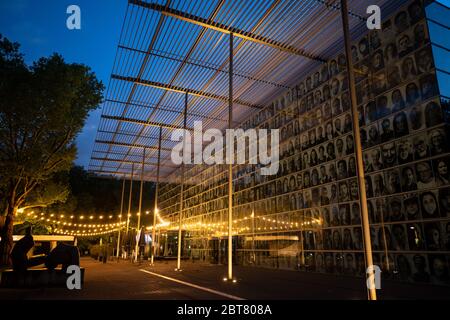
[0, 257, 449, 299]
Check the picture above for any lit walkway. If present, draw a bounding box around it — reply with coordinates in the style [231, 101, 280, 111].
[140, 260, 450, 300]
[1, 257, 449, 300]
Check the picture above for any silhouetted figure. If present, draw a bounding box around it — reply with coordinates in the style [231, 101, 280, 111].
[45, 243, 80, 272]
[11, 226, 46, 272]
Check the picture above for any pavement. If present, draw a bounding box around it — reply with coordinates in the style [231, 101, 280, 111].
[0, 257, 449, 300]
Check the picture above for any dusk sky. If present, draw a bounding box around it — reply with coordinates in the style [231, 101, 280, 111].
[0, 0, 448, 169]
[0, 0, 127, 168]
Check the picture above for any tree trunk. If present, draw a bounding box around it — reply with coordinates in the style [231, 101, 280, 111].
[0, 206, 15, 267]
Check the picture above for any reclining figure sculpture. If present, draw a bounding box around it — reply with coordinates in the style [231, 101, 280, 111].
[45, 243, 80, 271]
[10, 226, 80, 272]
[11, 226, 46, 272]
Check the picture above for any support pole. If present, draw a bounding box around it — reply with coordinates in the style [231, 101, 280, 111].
[251, 208, 255, 264]
[135, 147, 146, 262]
[299, 220, 305, 267]
[176, 92, 188, 271]
[151, 126, 163, 265]
[126, 163, 134, 258]
[340, 0, 376, 300]
[227, 32, 234, 280]
[116, 177, 126, 258]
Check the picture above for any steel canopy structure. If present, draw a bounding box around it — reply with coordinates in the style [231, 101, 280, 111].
[85, 0, 419, 299]
[88, 0, 409, 183]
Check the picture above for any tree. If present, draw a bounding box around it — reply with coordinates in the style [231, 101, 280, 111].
[0, 35, 104, 265]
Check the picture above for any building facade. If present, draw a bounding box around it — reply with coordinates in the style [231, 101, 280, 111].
[158, 0, 450, 287]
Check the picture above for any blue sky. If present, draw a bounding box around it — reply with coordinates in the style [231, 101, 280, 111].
[0, 0, 127, 168]
[0, 0, 448, 168]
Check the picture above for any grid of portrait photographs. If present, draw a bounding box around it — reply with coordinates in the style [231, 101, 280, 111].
[157, 0, 450, 286]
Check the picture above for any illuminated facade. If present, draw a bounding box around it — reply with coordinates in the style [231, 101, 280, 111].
[158, 0, 450, 286]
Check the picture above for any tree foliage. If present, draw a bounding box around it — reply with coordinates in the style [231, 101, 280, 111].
[0, 35, 104, 265]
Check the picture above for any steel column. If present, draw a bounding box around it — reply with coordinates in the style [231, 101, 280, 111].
[135, 147, 146, 262]
[151, 126, 163, 265]
[227, 32, 234, 280]
[116, 178, 126, 258]
[126, 163, 134, 258]
[176, 92, 188, 271]
[340, 0, 376, 300]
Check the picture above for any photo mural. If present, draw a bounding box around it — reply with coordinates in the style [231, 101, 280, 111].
[158, 0, 450, 286]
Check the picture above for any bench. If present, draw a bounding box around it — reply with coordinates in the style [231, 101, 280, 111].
[0, 267, 85, 288]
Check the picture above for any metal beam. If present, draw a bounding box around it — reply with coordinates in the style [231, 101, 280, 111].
[101, 114, 194, 131]
[100, 0, 170, 174]
[118, 45, 291, 89]
[91, 157, 179, 169]
[95, 139, 173, 152]
[129, 0, 325, 62]
[111, 74, 264, 109]
[91, 170, 161, 181]
[108, 0, 226, 179]
[90, 164, 167, 174]
[92, 149, 170, 158]
[105, 99, 235, 124]
[315, 0, 366, 21]
[98, 129, 176, 143]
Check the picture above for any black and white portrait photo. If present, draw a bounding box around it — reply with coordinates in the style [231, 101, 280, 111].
[434, 157, 450, 187]
[387, 65, 402, 89]
[401, 165, 418, 191]
[408, 0, 425, 24]
[413, 134, 429, 160]
[424, 223, 442, 251]
[404, 194, 421, 220]
[398, 33, 414, 58]
[405, 82, 421, 106]
[395, 11, 409, 34]
[382, 142, 397, 168]
[439, 188, 450, 217]
[384, 42, 398, 65]
[415, 161, 436, 190]
[425, 101, 443, 128]
[385, 169, 401, 194]
[397, 138, 414, 164]
[420, 191, 439, 218]
[429, 128, 447, 156]
[408, 105, 425, 131]
[420, 73, 439, 100]
[392, 89, 406, 112]
[394, 112, 410, 137]
[380, 118, 394, 142]
[415, 47, 434, 74]
[402, 56, 418, 81]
